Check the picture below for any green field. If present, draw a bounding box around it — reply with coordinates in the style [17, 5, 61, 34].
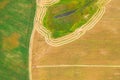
[0, 0, 36, 80]
[43, 0, 99, 38]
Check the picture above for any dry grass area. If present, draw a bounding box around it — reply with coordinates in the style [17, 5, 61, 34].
[31, 0, 120, 79]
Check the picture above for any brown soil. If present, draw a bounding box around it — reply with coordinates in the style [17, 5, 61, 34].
[3, 33, 20, 50]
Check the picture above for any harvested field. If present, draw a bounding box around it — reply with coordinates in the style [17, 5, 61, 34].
[33, 67, 120, 80]
[31, 0, 120, 80]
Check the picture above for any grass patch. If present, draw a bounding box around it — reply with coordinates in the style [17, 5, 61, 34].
[43, 0, 99, 38]
[0, 0, 36, 80]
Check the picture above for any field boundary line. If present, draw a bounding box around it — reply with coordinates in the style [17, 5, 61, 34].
[34, 64, 120, 68]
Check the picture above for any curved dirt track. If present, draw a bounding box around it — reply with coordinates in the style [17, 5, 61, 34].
[34, 0, 111, 47]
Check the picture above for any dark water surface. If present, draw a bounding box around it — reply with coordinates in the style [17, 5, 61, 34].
[54, 9, 77, 18]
